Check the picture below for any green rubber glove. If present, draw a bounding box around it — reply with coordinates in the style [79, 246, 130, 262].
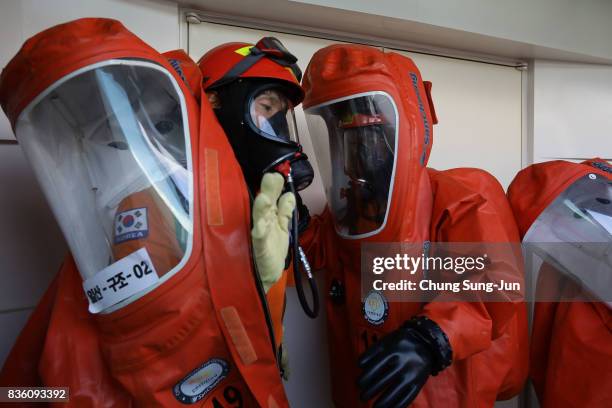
[252, 173, 296, 293]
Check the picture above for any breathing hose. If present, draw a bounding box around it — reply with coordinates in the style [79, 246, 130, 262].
[287, 171, 319, 318]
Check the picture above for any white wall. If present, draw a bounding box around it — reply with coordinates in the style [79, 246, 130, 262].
[179, 0, 612, 65]
[296, 0, 612, 61]
[0, 0, 180, 367]
[398, 50, 522, 189]
[532, 60, 612, 163]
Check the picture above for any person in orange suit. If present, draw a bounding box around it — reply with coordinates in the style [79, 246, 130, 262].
[0, 18, 295, 407]
[198, 38, 319, 370]
[300, 44, 529, 407]
[508, 158, 612, 408]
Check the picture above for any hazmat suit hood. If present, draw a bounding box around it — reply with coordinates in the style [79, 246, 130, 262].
[508, 159, 612, 407]
[508, 158, 612, 238]
[303, 44, 437, 242]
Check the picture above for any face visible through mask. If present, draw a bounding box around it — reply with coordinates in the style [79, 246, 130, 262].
[207, 80, 313, 195]
[343, 123, 394, 189]
[249, 88, 295, 141]
[340, 122, 394, 233]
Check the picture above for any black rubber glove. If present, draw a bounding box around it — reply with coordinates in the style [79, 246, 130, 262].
[357, 316, 452, 408]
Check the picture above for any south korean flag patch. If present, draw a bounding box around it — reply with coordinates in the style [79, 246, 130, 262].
[114, 207, 149, 244]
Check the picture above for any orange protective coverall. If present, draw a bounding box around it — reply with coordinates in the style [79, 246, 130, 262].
[507, 159, 612, 408]
[300, 44, 528, 407]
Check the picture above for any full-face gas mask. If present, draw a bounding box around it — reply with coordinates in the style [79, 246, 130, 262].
[199, 37, 313, 196]
[211, 79, 313, 194]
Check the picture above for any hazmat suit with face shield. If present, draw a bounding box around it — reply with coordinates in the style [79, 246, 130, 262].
[0, 18, 293, 407]
[508, 159, 612, 408]
[301, 44, 529, 408]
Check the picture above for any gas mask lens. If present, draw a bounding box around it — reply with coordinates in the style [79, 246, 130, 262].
[248, 87, 298, 143]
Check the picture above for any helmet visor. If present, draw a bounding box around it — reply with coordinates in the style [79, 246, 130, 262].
[247, 86, 299, 144]
[524, 173, 612, 303]
[15, 59, 194, 313]
[304, 92, 397, 238]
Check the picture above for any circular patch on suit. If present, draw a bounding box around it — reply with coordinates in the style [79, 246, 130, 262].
[362, 290, 388, 326]
[122, 214, 135, 227]
[173, 358, 229, 404]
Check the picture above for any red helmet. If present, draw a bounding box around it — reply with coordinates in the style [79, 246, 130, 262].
[197, 37, 304, 105]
